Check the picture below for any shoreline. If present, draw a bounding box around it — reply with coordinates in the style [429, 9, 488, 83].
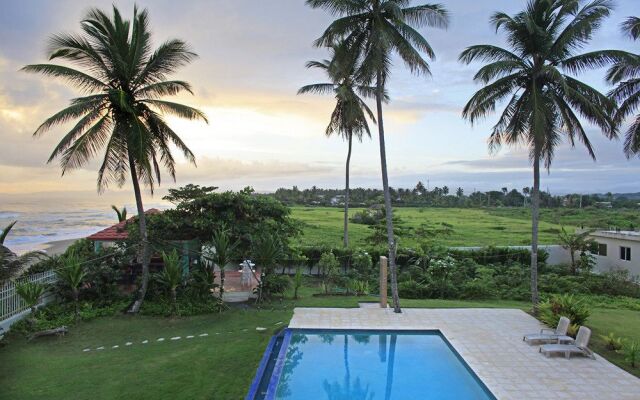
[41, 238, 80, 256]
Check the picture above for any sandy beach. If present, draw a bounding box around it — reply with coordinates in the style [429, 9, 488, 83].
[41, 238, 79, 256]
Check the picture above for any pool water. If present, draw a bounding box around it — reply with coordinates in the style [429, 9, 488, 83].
[262, 330, 495, 400]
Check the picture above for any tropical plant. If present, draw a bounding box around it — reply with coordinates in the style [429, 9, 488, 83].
[607, 16, 640, 157]
[307, 0, 450, 313]
[57, 251, 87, 319]
[299, 45, 377, 248]
[0, 221, 17, 245]
[293, 266, 304, 299]
[155, 250, 183, 315]
[23, 6, 207, 313]
[460, 0, 618, 312]
[600, 332, 624, 351]
[111, 205, 127, 222]
[15, 281, 46, 322]
[252, 234, 285, 302]
[208, 227, 239, 300]
[539, 294, 591, 329]
[558, 227, 596, 274]
[623, 340, 640, 368]
[318, 251, 340, 294]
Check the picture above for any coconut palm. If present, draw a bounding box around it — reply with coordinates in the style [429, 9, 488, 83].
[558, 227, 595, 274]
[298, 45, 379, 248]
[307, 0, 449, 313]
[111, 205, 127, 222]
[23, 6, 207, 313]
[460, 0, 618, 311]
[57, 251, 87, 319]
[607, 16, 640, 156]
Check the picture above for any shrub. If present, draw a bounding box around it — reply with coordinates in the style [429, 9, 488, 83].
[398, 280, 428, 299]
[261, 274, 290, 298]
[187, 264, 218, 300]
[141, 296, 224, 317]
[461, 267, 496, 299]
[624, 341, 640, 368]
[539, 294, 591, 329]
[293, 267, 303, 299]
[600, 332, 624, 351]
[317, 251, 340, 294]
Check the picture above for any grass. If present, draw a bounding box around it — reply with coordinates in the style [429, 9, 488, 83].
[1, 285, 638, 399]
[292, 206, 576, 248]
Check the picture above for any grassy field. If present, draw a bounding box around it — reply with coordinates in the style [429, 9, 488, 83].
[1, 285, 638, 399]
[292, 206, 576, 248]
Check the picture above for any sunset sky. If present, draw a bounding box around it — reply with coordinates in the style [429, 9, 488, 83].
[1, 0, 639, 205]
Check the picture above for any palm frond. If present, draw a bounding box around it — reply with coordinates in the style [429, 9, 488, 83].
[22, 64, 107, 93]
[142, 100, 208, 123]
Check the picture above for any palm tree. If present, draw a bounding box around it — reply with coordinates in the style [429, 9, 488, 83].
[111, 205, 127, 222]
[460, 0, 617, 311]
[298, 45, 378, 248]
[209, 227, 239, 300]
[0, 222, 47, 284]
[57, 251, 87, 319]
[23, 6, 207, 313]
[307, 0, 450, 313]
[558, 227, 595, 274]
[607, 16, 640, 155]
[156, 250, 183, 315]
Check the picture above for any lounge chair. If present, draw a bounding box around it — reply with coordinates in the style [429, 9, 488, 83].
[523, 316, 573, 344]
[540, 326, 595, 359]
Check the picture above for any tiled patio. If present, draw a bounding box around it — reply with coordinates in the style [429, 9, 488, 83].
[289, 307, 640, 400]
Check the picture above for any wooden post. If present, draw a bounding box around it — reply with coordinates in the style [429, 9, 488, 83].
[379, 256, 388, 308]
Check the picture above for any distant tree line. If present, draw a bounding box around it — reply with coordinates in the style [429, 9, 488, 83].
[271, 183, 640, 209]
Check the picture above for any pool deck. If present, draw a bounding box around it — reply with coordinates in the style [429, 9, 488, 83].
[289, 307, 640, 400]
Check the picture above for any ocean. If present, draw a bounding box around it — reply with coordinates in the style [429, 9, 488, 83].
[0, 199, 167, 254]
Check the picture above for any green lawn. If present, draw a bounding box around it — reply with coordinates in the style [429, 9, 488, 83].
[292, 207, 575, 248]
[1, 286, 638, 399]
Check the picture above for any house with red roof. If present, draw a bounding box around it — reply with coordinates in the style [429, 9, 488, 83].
[87, 208, 161, 252]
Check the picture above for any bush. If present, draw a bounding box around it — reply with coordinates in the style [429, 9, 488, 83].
[141, 296, 225, 317]
[261, 274, 291, 298]
[539, 294, 591, 329]
[461, 267, 496, 299]
[600, 332, 624, 351]
[398, 280, 428, 299]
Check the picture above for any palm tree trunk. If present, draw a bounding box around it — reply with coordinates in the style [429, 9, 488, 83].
[376, 70, 401, 313]
[530, 150, 541, 314]
[128, 154, 151, 313]
[343, 133, 353, 248]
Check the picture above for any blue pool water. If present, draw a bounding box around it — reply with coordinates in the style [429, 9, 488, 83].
[257, 329, 495, 400]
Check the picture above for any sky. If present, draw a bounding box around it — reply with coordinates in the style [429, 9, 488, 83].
[0, 0, 639, 208]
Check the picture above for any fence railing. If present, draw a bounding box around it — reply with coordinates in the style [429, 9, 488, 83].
[0, 270, 57, 322]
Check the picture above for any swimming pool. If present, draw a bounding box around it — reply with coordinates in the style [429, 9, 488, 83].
[247, 329, 496, 400]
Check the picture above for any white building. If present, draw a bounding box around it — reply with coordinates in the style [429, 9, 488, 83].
[588, 230, 640, 278]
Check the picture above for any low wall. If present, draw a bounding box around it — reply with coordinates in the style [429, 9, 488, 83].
[450, 245, 571, 266]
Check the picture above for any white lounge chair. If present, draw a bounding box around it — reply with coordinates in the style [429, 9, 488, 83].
[523, 316, 573, 344]
[540, 326, 595, 359]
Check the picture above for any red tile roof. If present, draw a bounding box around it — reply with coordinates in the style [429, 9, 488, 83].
[87, 209, 161, 241]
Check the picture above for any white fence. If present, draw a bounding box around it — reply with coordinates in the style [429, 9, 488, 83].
[1, 270, 57, 324]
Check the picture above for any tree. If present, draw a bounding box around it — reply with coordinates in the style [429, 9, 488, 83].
[111, 205, 127, 222]
[156, 250, 183, 315]
[558, 227, 596, 274]
[460, 0, 617, 312]
[23, 6, 207, 313]
[456, 187, 464, 198]
[607, 16, 640, 156]
[252, 234, 285, 303]
[57, 251, 87, 319]
[298, 45, 377, 248]
[307, 0, 449, 313]
[208, 227, 239, 300]
[1, 222, 47, 284]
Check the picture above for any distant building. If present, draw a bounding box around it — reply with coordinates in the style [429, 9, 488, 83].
[588, 230, 640, 278]
[330, 195, 345, 206]
[594, 201, 612, 208]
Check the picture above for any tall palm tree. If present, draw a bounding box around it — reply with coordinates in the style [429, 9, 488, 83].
[460, 0, 617, 311]
[23, 6, 207, 312]
[607, 16, 640, 155]
[306, 0, 449, 313]
[0, 221, 47, 284]
[298, 45, 379, 248]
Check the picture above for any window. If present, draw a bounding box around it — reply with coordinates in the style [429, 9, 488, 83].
[596, 243, 607, 256]
[620, 246, 631, 261]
